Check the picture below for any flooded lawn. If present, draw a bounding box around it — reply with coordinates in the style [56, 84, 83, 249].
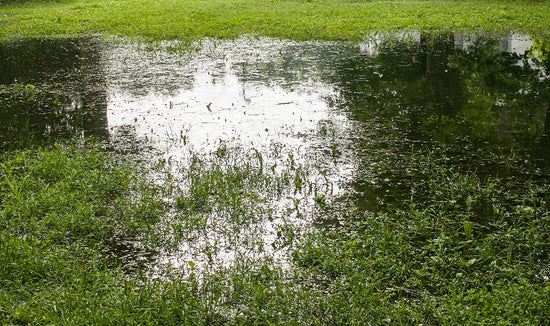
[2, 32, 550, 324]
[1, 33, 549, 274]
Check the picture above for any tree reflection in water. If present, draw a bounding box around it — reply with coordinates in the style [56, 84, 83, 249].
[326, 33, 550, 211]
[0, 37, 109, 150]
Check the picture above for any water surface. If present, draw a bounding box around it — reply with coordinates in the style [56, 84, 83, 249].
[1, 33, 549, 272]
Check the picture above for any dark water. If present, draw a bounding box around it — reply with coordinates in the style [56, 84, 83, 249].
[0, 37, 109, 148]
[326, 34, 550, 211]
[1, 33, 549, 208]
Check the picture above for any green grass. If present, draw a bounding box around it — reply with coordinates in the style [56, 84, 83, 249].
[0, 143, 548, 324]
[1, 0, 549, 41]
[1, 1, 549, 323]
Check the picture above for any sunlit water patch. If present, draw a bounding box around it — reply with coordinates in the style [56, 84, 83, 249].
[101, 38, 357, 276]
[105, 38, 345, 159]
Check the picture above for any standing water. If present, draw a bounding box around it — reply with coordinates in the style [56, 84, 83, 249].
[1, 33, 548, 273]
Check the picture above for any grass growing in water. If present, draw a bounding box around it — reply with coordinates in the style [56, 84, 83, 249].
[0, 143, 548, 324]
[1, 0, 549, 41]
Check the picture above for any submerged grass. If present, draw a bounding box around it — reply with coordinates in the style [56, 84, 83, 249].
[1, 0, 549, 41]
[0, 143, 548, 324]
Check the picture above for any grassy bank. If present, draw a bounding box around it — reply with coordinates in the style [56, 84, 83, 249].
[1, 0, 549, 41]
[1, 144, 548, 324]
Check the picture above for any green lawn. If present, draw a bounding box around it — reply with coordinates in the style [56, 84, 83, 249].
[1, 0, 549, 41]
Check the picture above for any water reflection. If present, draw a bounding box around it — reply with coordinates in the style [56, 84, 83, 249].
[1, 34, 548, 205]
[326, 33, 550, 210]
[0, 37, 108, 150]
[105, 38, 343, 159]
[3, 34, 545, 167]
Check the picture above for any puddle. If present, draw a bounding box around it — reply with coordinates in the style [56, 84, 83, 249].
[1, 33, 549, 275]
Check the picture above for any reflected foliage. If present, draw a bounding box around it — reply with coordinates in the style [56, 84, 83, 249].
[326, 33, 550, 211]
[443, 37, 547, 145]
[0, 38, 108, 150]
[330, 33, 548, 145]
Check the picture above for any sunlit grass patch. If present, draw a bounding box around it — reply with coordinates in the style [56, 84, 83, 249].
[1, 0, 549, 41]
